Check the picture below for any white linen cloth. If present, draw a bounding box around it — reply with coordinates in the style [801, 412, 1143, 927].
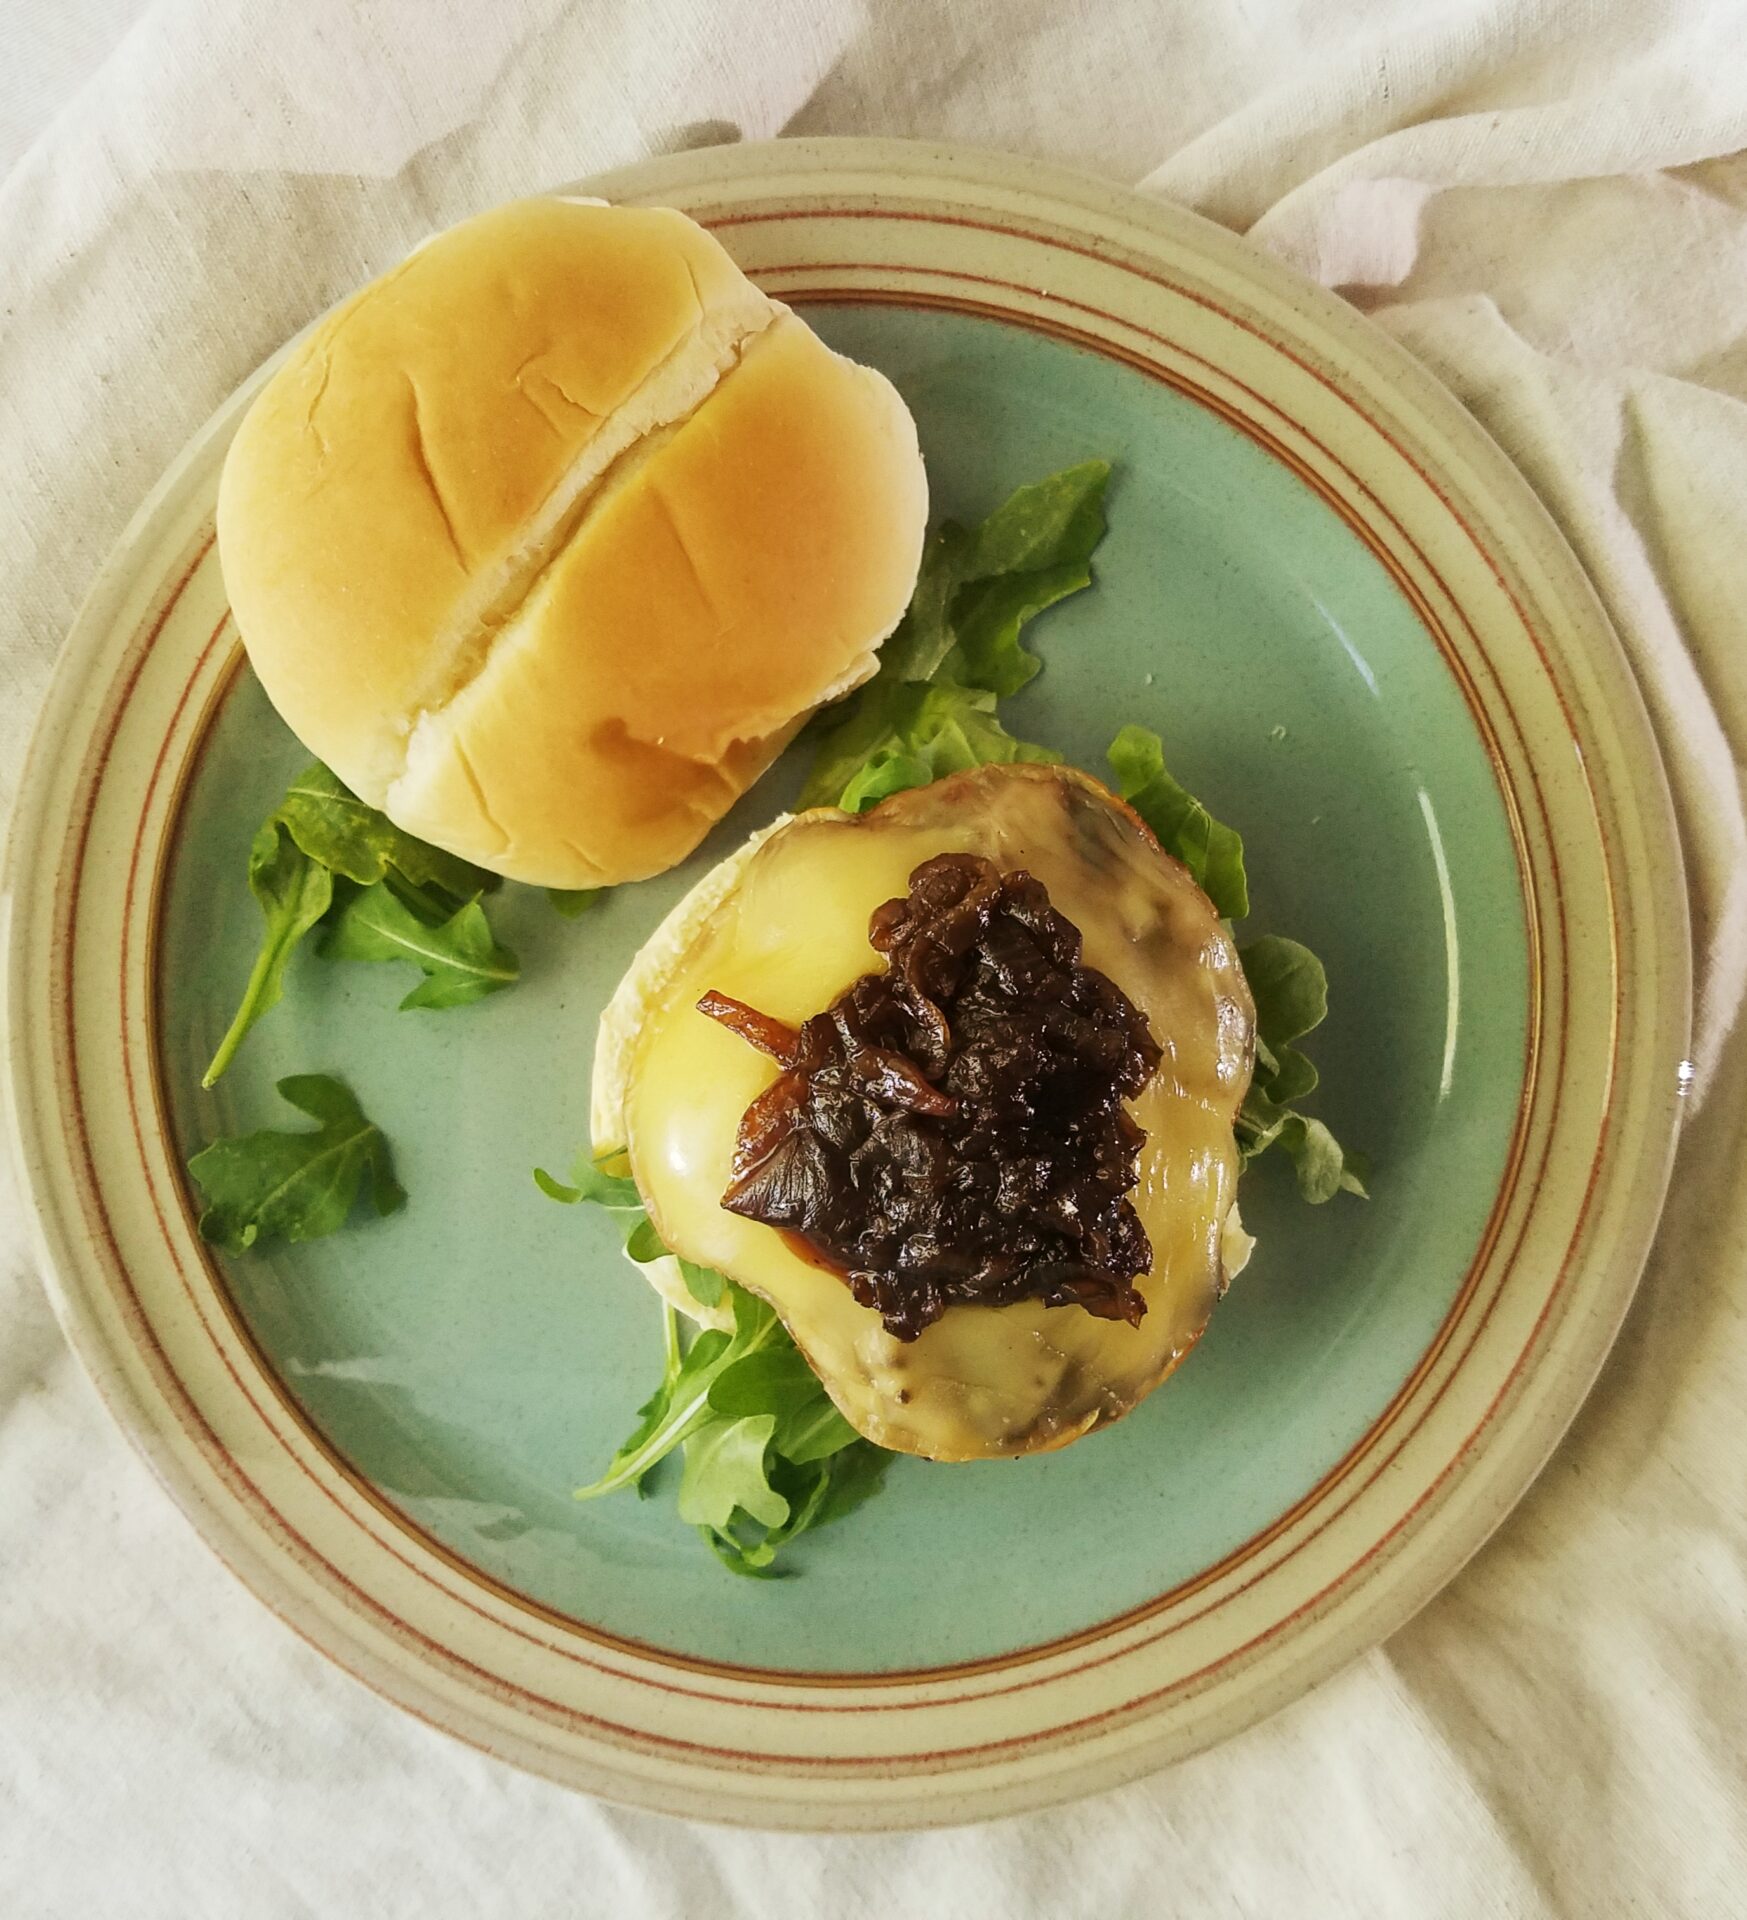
[3, 2, 1746, 1911]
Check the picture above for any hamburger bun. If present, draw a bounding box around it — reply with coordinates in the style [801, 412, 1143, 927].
[217, 196, 928, 888]
[587, 764, 1259, 1459]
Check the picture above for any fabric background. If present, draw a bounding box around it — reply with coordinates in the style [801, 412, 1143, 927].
[3, 2, 1745, 1913]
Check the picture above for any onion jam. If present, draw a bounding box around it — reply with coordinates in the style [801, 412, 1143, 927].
[697, 852, 1163, 1341]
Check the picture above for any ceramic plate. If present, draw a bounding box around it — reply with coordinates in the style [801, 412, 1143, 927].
[3, 140, 1690, 1828]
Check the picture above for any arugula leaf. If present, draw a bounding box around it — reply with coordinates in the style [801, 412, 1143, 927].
[549, 1172, 892, 1574]
[574, 1284, 785, 1501]
[533, 1154, 642, 1209]
[704, 1443, 893, 1578]
[679, 1414, 788, 1530]
[187, 1074, 404, 1253]
[206, 762, 518, 1083]
[626, 1221, 727, 1311]
[547, 887, 603, 919]
[322, 881, 519, 1010]
[801, 460, 1110, 811]
[581, 1277, 888, 1577]
[676, 1260, 726, 1310]
[1235, 934, 1367, 1202]
[1105, 731, 1363, 1199]
[1237, 1088, 1368, 1202]
[1108, 725, 1249, 921]
[202, 824, 334, 1087]
[612, 1304, 686, 1500]
[274, 763, 496, 903]
[536, 1151, 727, 1312]
[833, 682, 1061, 814]
[707, 1344, 861, 1462]
[1241, 934, 1329, 1061]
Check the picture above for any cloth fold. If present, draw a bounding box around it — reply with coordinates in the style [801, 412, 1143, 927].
[3, 2, 1745, 1912]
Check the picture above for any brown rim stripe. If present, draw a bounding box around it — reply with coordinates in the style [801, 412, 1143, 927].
[715, 204, 1607, 876]
[58, 591, 802, 1770]
[52, 204, 1622, 1770]
[91, 555, 1571, 1774]
[771, 264, 1569, 1052]
[141, 284, 1556, 1696]
[136, 280, 1548, 1698]
[121, 286, 1561, 1724]
[85, 451, 1580, 1769]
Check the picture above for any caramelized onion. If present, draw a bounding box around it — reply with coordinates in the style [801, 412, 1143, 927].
[699, 853, 1162, 1340]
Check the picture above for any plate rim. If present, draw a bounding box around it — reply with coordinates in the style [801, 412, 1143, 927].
[3, 135, 1691, 1828]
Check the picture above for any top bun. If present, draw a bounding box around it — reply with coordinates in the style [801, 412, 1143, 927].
[217, 197, 928, 888]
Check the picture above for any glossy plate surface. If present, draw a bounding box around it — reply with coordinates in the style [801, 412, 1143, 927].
[3, 140, 1689, 1827]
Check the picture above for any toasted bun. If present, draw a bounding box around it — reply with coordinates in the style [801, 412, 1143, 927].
[595, 764, 1267, 1382]
[217, 197, 928, 887]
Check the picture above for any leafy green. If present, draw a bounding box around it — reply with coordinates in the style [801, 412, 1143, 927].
[1105, 731, 1362, 1200]
[623, 1210, 728, 1310]
[201, 824, 334, 1087]
[547, 888, 603, 919]
[1239, 933, 1327, 1088]
[187, 1074, 404, 1253]
[533, 1156, 641, 1209]
[705, 1442, 892, 1579]
[706, 1344, 860, 1461]
[801, 459, 1110, 811]
[322, 881, 519, 1010]
[535, 1151, 726, 1311]
[546, 1166, 890, 1575]
[1236, 934, 1368, 1201]
[793, 459, 1361, 1208]
[833, 682, 1062, 814]
[573, 1287, 759, 1500]
[1107, 724, 1249, 921]
[1242, 934, 1328, 1042]
[959, 457, 1113, 579]
[204, 762, 518, 1084]
[1236, 1089, 1366, 1203]
[948, 562, 1094, 695]
[679, 1413, 788, 1531]
[273, 763, 496, 901]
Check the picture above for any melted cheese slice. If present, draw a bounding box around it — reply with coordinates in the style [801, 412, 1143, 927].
[611, 765, 1254, 1461]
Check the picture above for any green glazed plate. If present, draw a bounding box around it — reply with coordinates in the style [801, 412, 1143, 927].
[3, 140, 1690, 1829]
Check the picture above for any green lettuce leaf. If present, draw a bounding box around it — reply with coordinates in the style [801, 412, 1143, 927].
[795, 459, 1361, 1210]
[1107, 724, 1249, 921]
[801, 459, 1110, 811]
[201, 823, 334, 1087]
[832, 681, 1061, 815]
[1106, 730, 1362, 1201]
[205, 762, 519, 1083]
[273, 763, 497, 902]
[546, 1165, 890, 1575]
[322, 881, 519, 1010]
[187, 1074, 404, 1253]
[1236, 934, 1367, 1201]
[946, 560, 1094, 696]
[547, 887, 603, 919]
